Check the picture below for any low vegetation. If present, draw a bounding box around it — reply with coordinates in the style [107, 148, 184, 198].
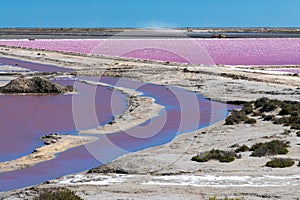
[233, 140, 289, 157]
[249, 140, 289, 157]
[34, 188, 82, 200]
[265, 158, 295, 168]
[235, 145, 249, 153]
[225, 110, 256, 125]
[192, 149, 241, 163]
[226, 98, 300, 130]
[209, 197, 245, 200]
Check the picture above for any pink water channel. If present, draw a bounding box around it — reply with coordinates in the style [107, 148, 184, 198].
[0, 56, 235, 191]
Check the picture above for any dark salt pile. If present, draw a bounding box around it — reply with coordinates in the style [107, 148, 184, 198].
[0, 77, 74, 94]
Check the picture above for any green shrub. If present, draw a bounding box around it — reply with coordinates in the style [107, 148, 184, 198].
[266, 158, 295, 168]
[289, 116, 300, 130]
[291, 124, 300, 130]
[249, 142, 264, 151]
[291, 111, 299, 117]
[245, 118, 257, 124]
[254, 97, 270, 108]
[242, 102, 254, 115]
[235, 145, 250, 153]
[273, 117, 289, 125]
[225, 110, 249, 125]
[227, 98, 300, 129]
[192, 149, 240, 163]
[259, 101, 278, 112]
[250, 140, 289, 157]
[263, 115, 274, 121]
[279, 104, 294, 115]
[252, 111, 262, 116]
[34, 188, 82, 200]
[191, 155, 209, 162]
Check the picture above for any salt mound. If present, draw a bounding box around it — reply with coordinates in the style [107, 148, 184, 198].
[0, 77, 74, 94]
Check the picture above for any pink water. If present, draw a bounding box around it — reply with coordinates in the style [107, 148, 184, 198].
[0, 75, 235, 192]
[0, 79, 126, 162]
[1, 39, 300, 65]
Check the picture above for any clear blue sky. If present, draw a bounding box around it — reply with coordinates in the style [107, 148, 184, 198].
[1, 0, 300, 28]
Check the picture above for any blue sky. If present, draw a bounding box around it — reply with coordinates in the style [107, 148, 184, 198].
[1, 0, 300, 28]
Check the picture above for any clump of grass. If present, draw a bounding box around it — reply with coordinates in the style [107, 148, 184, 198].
[265, 158, 295, 168]
[226, 98, 300, 126]
[235, 145, 249, 153]
[250, 140, 289, 157]
[259, 101, 278, 112]
[296, 131, 300, 137]
[273, 116, 289, 124]
[245, 118, 257, 124]
[225, 110, 257, 125]
[279, 101, 300, 116]
[279, 104, 294, 115]
[263, 115, 275, 121]
[225, 110, 249, 125]
[192, 149, 240, 163]
[274, 116, 300, 130]
[241, 102, 254, 114]
[34, 188, 82, 200]
[254, 97, 270, 108]
[231, 98, 300, 130]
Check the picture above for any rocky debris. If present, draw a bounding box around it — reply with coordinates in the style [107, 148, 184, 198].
[0, 77, 74, 94]
[40, 133, 62, 145]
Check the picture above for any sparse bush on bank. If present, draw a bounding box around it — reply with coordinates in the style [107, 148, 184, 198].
[192, 149, 240, 163]
[250, 140, 289, 157]
[279, 104, 294, 115]
[225, 110, 256, 125]
[263, 115, 274, 121]
[241, 102, 254, 114]
[259, 101, 278, 113]
[34, 188, 82, 200]
[245, 118, 257, 124]
[235, 145, 249, 153]
[265, 158, 295, 168]
[226, 98, 300, 129]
